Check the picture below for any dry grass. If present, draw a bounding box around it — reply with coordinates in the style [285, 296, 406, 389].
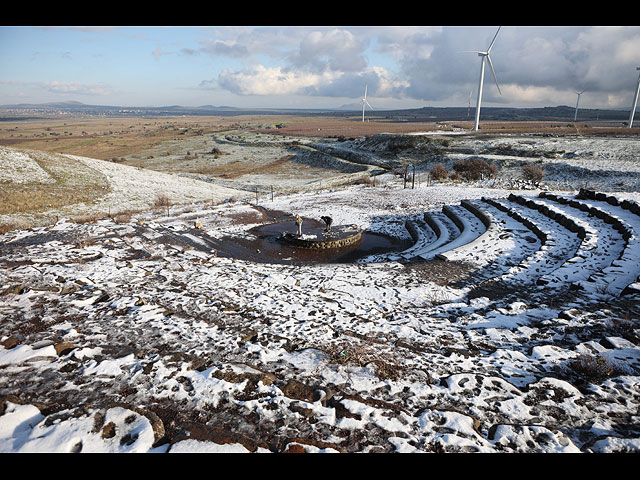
[0, 116, 241, 161]
[0, 222, 23, 235]
[0, 184, 108, 215]
[0, 148, 110, 215]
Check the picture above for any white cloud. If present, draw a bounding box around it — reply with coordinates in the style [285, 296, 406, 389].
[217, 65, 340, 96]
[45, 81, 112, 96]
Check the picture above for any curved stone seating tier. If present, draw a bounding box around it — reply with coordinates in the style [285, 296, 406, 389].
[450, 200, 544, 281]
[416, 206, 483, 261]
[390, 189, 639, 300]
[484, 196, 582, 287]
[539, 191, 640, 296]
[392, 211, 460, 262]
[386, 216, 439, 262]
[523, 196, 624, 293]
[436, 201, 511, 265]
[420, 205, 487, 259]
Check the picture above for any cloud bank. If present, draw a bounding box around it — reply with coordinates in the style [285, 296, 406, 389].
[198, 26, 640, 109]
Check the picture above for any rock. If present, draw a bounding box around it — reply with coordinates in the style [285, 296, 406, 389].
[102, 421, 117, 439]
[280, 379, 315, 402]
[54, 341, 75, 356]
[60, 284, 77, 295]
[283, 443, 307, 453]
[92, 292, 110, 304]
[2, 337, 19, 349]
[238, 329, 258, 343]
[130, 406, 165, 446]
[260, 373, 277, 386]
[2, 284, 27, 295]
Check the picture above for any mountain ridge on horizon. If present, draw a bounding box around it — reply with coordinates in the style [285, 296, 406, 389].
[0, 100, 632, 122]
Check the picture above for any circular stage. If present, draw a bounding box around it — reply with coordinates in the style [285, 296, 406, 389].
[277, 224, 363, 250]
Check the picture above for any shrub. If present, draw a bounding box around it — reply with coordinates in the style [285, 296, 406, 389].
[430, 163, 449, 181]
[0, 223, 21, 235]
[567, 353, 625, 382]
[522, 163, 545, 182]
[452, 158, 498, 181]
[153, 193, 172, 208]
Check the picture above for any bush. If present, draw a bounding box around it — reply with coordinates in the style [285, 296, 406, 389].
[153, 193, 172, 208]
[452, 158, 498, 181]
[430, 163, 449, 180]
[567, 353, 625, 382]
[522, 163, 545, 182]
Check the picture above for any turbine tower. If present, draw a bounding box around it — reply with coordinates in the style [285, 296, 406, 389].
[361, 84, 373, 122]
[628, 67, 640, 128]
[465, 26, 502, 131]
[574, 90, 585, 122]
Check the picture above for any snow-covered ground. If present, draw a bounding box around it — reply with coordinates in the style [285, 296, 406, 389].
[1, 136, 640, 453]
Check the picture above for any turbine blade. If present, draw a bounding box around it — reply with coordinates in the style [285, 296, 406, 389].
[365, 100, 373, 110]
[486, 55, 501, 95]
[487, 26, 501, 53]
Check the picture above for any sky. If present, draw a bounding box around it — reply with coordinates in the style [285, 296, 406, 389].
[1, 25, 640, 111]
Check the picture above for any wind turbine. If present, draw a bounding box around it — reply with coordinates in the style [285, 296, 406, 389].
[464, 26, 502, 131]
[628, 67, 640, 128]
[361, 84, 373, 122]
[574, 90, 585, 121]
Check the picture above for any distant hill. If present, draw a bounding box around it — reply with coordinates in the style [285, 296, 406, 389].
[0, 101, 631, 123]
[369, 105, 631, 123]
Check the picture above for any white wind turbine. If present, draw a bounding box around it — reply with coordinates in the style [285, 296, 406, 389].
[361, 84, 373, 122]
[628, 67, 640, 128]
[464, 26, 502, 131]
[574, 90, 585, 121]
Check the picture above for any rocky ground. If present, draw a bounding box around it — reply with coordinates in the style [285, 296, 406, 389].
[1, 131, 640, 453]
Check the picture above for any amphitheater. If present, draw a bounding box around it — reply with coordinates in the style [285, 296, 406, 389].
[391, 188, 640, 298]
[1, 147, 640, 452]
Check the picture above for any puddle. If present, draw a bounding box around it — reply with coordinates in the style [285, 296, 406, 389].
[215, 219, 411, 264]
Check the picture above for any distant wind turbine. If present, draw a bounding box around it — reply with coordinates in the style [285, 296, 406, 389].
[463, 26, 502, 131]
[628, 67, 640, 128]
[574, 90, 585, 121]
[361, 84, 373, 122]
[467, 90, 473, 119]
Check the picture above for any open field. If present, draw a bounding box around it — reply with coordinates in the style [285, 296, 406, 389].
[1, 114, 640, 453]
[3, 113, 638, 160]
[0, 116, 248, 161]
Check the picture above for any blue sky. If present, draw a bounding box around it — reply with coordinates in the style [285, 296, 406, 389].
[2, 26, 640, 110]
